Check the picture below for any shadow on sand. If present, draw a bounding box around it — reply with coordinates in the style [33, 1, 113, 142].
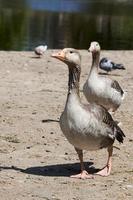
[0, 162, 99, 177]
[41, 119, 59, 123]
[98, 72, 121, 76]
[30, 56, 41, 59]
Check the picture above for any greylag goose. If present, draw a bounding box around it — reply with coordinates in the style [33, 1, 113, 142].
[99, 57, 125, 73]
[83, 41, 125, 112]
[34, 45, 47, 57]
[52, 48, 125, 179]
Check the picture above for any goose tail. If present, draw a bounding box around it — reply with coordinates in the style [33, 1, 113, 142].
[115, 125, 125, 143]
[122, 90, 127, 100]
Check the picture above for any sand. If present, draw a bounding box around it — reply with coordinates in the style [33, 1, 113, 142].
[0, 50, 133, 200]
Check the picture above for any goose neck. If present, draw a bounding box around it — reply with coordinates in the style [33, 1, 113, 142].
[90, 51, 100, 73]
[67, 64, 81, 98]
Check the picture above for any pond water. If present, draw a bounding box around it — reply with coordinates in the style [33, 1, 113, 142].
[0, 0, 133, 50]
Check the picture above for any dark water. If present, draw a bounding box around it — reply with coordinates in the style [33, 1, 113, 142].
[0, 0, 133, 50]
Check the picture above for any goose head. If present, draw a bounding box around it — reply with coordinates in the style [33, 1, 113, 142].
[88, 41, 101, 53]
[51, 48, 81, 68]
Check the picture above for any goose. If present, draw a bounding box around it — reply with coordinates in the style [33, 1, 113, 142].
[52, 48, 125, 179]
[99, 57, 125, 73]
[83, 41, 125, 112]
[34, 45, 47, 57]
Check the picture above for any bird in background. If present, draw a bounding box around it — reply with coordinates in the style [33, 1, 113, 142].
[51, 48, 125, 179]
[99, 57, 125, 73]
[34, 45, 47, 57]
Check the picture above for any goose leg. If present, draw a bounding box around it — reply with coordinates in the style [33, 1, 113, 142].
[70, 148, 93, 179]
[96, 145, 113, 177]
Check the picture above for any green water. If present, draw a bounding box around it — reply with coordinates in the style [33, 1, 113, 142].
[0, 0, 133, 50]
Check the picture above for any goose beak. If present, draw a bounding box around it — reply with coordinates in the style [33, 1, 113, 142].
[88, 46, 93, 52]
[51, 50, 65, 61]
[88, 46, 97, 53]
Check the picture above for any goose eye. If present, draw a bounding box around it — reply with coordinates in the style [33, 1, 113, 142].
[70, 51, 73, 54]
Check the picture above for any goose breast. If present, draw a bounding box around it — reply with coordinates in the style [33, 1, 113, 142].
[60, 99, 114, 151]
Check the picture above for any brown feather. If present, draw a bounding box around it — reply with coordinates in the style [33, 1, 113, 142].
[83, 103, 125, 143]
[111, 80, 124, 96]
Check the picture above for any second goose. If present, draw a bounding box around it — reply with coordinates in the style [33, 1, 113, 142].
[83, 41, 125, 112]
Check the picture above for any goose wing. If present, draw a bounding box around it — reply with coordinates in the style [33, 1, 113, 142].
[83, 103, 125, 143]
[111, 80, 124, 96]
[96, 104, 125, 143]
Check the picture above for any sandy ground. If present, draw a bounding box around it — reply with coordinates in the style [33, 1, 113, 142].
[0, 50, 133, 200]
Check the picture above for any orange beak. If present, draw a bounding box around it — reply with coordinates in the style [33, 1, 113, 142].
[88, 46, 93, 52]
[51, 50, 65, 61]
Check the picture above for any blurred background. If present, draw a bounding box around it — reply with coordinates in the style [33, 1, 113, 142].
[0, 0, 133, 50]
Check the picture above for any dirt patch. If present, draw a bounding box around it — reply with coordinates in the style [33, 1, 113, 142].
[0, 50, 132, 200]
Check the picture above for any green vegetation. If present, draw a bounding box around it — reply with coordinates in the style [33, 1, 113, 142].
[0, 0, 133, 50]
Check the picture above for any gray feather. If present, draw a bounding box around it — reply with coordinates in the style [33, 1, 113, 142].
[99, 57, 125, 72]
